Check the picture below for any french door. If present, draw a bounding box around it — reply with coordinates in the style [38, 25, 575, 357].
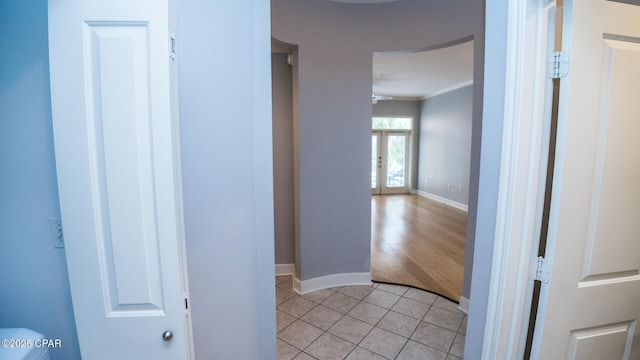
[372, 131, 410, 195]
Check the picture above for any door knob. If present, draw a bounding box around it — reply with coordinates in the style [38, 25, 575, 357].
[162, 330, 173, 341]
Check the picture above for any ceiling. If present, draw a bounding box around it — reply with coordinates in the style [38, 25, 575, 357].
[372, 40, 474, 101]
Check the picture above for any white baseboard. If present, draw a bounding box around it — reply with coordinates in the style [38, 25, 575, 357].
[293, 277, 302, 294]
[417, 190, 468, 212]
[293, 272, 372, 295]
[458, 295, 470, 314]
[275, 263, 295, 277]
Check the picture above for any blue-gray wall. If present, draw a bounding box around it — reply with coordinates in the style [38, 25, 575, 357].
[0, 1, 81, 359]
[418, 85, 473, 205]
[177, 0, 276, 358]
[465, 0, 505, 356]
[272, 53, 295, 265]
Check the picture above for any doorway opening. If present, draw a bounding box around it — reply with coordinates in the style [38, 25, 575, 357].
[370, 40, 474, 303]
[372, 117, 412, 195]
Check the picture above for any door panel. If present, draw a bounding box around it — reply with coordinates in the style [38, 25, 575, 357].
[534, 0, 640, 358]
[383, 132, 409, 194]
[372, 132, 381, 194]
[86, 23, 166, 314]
[385, 134, 407, 188]
[567, 322, 635, 360]
[581, 37, 640, 281]
[48, 0, 190, 359]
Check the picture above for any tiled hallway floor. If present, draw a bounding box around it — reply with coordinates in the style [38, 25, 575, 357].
[276, 276, 466, 360]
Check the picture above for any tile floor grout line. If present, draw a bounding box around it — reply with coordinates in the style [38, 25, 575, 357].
[362, 287, 400, 355]
[332, 286, 392, 360]
[357, 287, 410, 360]
[329, 289, 385, 359]
[395, 300, 431, 358]
[276, 277, 466, 360]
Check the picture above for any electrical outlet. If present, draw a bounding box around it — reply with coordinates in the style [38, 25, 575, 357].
[49, 217, 64, 248]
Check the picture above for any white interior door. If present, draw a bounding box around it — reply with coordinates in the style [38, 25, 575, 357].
[372, 131, 410, 195]
[48, 0, 191, 359]
[533, 0, 640, 358]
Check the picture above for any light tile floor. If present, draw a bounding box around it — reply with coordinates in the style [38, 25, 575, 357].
[276, 276, 467, 360]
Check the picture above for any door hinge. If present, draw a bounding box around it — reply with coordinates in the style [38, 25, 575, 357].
[530, 256, 551, 284]
[546, 51, 569, 79]
[170, 33, 176, 61]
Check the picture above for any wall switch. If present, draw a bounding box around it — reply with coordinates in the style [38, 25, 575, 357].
[49, 217, 64, 248]
[446, 183, 451, 189]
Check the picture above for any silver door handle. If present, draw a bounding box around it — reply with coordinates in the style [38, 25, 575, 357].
[162, 330, 173, 341]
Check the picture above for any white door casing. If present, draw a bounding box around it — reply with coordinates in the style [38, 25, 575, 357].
[476, 1, 560, 357]
[371, 131, 411, 195]
[533, 0, 640, 358]
[48, 0, 192, 359]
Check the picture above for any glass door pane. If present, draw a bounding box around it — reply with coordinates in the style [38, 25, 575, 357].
[372, 132, 381, 194]
[372, 135, 378, 188]
[386, 134, 406, 187]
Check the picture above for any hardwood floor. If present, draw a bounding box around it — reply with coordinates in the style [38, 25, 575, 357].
[371, 194, 467, 302]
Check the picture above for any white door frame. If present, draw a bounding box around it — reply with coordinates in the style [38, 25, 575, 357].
[474, 0, 558, 358]
[372, 130, 411, 195]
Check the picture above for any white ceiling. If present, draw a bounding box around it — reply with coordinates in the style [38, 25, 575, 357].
[372, 40, 474, 100]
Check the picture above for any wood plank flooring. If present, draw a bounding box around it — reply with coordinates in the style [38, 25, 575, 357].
[371, 194, 467, 302]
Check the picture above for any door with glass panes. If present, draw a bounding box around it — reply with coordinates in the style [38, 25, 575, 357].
[371, 117, 411, 195]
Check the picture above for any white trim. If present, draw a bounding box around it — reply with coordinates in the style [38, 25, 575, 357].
[377, 96, 421, 101]
[458, 296, 470, 314]
[417, 190, 468, 212]
[275, 263, 295, 277]
[422, 80, 474, 100]
[293, 276, 302, 294]
[292, 272, 372, 295]
[479, 1, 555, 359]
[168, 13, 194, 359]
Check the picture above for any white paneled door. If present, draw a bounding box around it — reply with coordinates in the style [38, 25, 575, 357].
[534, 0, 640, 358]
[48, 0, 191, 359]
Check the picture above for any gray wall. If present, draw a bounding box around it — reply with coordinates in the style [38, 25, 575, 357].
[418, 85, 473, 205]
[272, 0, 484, 287]
[465, 0, 504, 356]
[0, 1, 81, 359]
[464, 15, 485, 303]
[272, 53, 295, 265]
[372, 100, 421, 190]
[177, 0, 276, 358]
